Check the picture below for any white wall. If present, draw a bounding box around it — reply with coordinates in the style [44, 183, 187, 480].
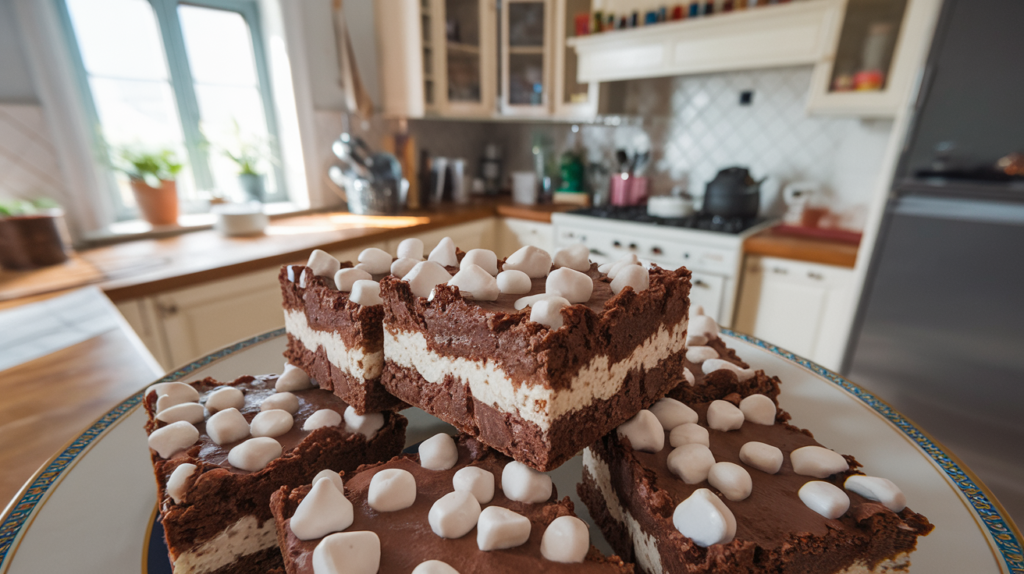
[0, 0, 37, 103]
[298, 0, 381, 112]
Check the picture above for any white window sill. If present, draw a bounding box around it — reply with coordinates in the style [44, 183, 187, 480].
[82, 202, 314, 246]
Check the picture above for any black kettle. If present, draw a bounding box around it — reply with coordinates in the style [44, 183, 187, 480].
[702, 167, 764, 219]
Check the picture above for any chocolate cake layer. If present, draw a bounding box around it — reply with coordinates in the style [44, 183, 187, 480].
[579, 397, 933, 574]
[144, 375, 407, 574]
[270, 435, 633, 574]
[280, 265, 399, 414]
[380, 264, 690, 471]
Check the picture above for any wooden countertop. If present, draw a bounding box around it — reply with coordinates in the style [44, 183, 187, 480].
[495, 202, 577, 222]
[744, 227, 860, 268]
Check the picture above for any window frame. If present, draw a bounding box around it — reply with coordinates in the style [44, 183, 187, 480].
[56, 0, 288, 221]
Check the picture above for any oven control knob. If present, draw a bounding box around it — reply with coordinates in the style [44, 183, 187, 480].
[628, 243, 638, 251]
[613, 240, 622, 248]
[683, 252, 690, 259]
[651, 246, 663, 256]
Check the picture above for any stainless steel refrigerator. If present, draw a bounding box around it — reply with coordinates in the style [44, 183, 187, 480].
[844, 0, 1024, 524]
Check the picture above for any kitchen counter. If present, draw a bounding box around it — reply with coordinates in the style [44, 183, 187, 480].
[743, 227, 860, 268]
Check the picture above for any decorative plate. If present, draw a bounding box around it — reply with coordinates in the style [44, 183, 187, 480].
[1, 330, 1020, 573]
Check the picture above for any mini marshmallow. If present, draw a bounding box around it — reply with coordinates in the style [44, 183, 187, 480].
[461, 249, 499, 276]
[250, 409, 294, 438]
[501, 461, 553, 503]
[616, 410, 665, 452]
[419, 433, 459, 471]
[513, 293, 570, 311]
[312, 531, 380, 574]
[300, 269, 310, 288]
[689, 315, 720, 340]
[149, 382, 200, 405]
[291, 476, 355, 540]
[683, 367, 695, 386]
[156, 402, 205, 425]
[503, 246, 552, 278]
[670, 423, 710, 448]
[453, 466, 495, 504]
[673, 488, 737, 547]
[391, 257, 419, 278]
[708, 462, 753, 501]
[649, 397, 699, 430]
[599, 253, 639, 274]
[686, 334, 709, 347]
[477, 506, 531, 551]
[701, 359, 755, 382]
[685, 346, 719, 363]
[156, 393, 193, 413]
[307, 249, 341, 278]
[277, 364, 313, 391]
[706, 400, 745, 431]
[304, 409, 343, 431]
[167, 463, 196, 504]
[403, 261, 454, 298]
[799, 481, 850, 519]
[844, 475, 907, 512]
[545, 268, 594, 303]
[739, 394, 776, 425]
[553, 244, 591, 272]
[261, 392, 299, 414]
[350, 280, 383, 306]
[286, 265, 297, 282]
[540, 515, 589, 563]
[448, 264, 500, 301]
[667, 444, 716, 484]
[496, 269, 532, 294]
[148, 421, 200, 459]
[606, 259, 639, 279]
[313, 469, 345, 493]
[206, 408, 250, 445]
[227, 437, 282, 472]
[530, 298, 570, 330]
[428, 237, 458, 267]
[368, 468, 417, 512]
[412, 561, 460, 574]
[357, 247, 393, 275]
[397, 237, 425, 260]
[343, 405, 384, 439]
[739, 441, 784, 474]
[610, 265, 650, 295]
[690, 304, 705, 317]
[205, 387, 244, 413]
[790, 446, 850, 478]
[428, 490, 481, 539]
[335, 268, 373, 292]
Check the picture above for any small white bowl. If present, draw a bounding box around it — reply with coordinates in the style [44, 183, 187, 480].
[212, 203, 268, 236]
[647, 196, 694, 219]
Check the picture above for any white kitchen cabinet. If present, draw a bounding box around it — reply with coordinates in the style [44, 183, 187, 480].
[496, 217, 554, 254]
[733, 255, 854, 370]
[689, 271, 727, 328]
[115, 297, 171, 368]
[422, 0, 499, 116]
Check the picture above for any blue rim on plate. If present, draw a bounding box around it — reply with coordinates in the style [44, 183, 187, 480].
[1, 327, 1021, 573]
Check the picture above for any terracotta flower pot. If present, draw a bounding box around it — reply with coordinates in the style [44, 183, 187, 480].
[130, 178, 179, 226]
[0, 209, 70, 270]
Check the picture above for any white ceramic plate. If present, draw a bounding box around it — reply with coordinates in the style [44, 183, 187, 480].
[1, 329, 1020, 573]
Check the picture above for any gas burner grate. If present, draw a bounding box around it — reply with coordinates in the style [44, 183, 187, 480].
[569, 207, 766, 235]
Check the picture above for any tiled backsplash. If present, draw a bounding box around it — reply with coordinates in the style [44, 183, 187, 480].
[0, 104, 67, 208]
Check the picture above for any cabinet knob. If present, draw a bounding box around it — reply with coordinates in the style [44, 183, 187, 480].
[808, 271, 824, 280]
[771, 267, 788, 275]
[693, 279, 709, 288]
[158, 303, 178, 316]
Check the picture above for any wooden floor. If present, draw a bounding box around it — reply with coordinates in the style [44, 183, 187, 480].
[0, 297, 161, 511]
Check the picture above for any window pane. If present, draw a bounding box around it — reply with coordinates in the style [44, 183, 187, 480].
[178, 6, 258, 86]
[66, 0, 169, 81]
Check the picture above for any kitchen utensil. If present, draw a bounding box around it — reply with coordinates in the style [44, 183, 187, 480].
[647, 195, 694, 218]
[512, 171, 538, 205]
[328, 135, 409, 215]
[702, 166, 764, 218]
[782, 181, 822, 225]
[211, 203, 268, 236]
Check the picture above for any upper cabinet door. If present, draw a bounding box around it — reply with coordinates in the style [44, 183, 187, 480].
[806, 0, 943, 117]
[425, 0, 498, 117]
[501, 0, 552, 116]
[551, 0, 598, 119]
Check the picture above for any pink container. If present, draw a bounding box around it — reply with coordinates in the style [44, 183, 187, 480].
[609, 174, 649, 206]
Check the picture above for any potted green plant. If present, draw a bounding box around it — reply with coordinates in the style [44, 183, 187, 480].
[0, 198, 70, 270]
[222, 121, 273, 203]
[113, 146, 183, 225]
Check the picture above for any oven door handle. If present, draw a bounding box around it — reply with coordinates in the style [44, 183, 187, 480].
[588, 248, 607, 258]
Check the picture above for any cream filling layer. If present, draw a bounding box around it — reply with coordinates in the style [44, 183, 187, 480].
[584, 448, 664, 574]
[584, 449, 913, 574]
[170, 514, 277, 574]
[284, 309, 384, 381]
[384, 318, 687, 432]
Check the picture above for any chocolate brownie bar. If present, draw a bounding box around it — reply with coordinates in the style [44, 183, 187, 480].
[578, 394, 933, 574]
[379, 247, 691, 472]
[143, 373, 407, 574]
[269, 434, 633, 574]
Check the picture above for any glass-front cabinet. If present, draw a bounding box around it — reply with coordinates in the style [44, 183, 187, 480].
[551, 0, 597, 118]
[807, 0, 943, 116]
[501, 0, 551, 116]
[423, 0, 497, 116]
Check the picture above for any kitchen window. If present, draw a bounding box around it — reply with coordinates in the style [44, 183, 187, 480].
[57, 0, 287, 220]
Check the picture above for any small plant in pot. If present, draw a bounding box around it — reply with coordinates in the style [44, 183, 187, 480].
[0, 198, 70, 270]
[222, 121, 274, 203]
[113, 146, 184, 226]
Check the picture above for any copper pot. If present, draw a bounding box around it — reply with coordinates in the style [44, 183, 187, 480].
[130, 178, 179, 226]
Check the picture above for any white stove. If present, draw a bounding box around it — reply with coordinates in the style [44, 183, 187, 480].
[551, 210, 775, 327]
